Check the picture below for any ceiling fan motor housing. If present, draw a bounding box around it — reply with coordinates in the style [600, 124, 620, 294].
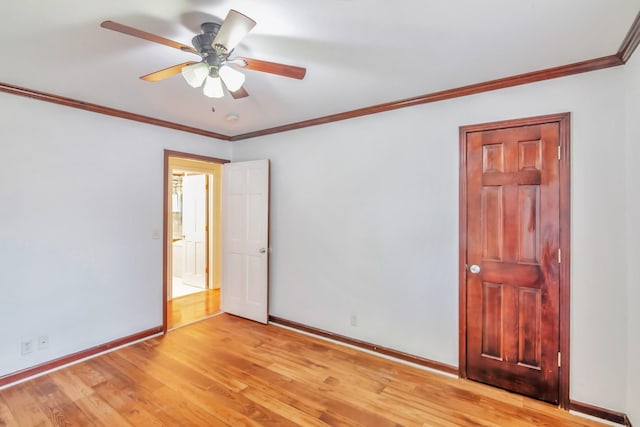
[192, 22, 229, 69]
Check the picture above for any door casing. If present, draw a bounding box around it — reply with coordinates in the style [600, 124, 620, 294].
[458, 113, 571, 409]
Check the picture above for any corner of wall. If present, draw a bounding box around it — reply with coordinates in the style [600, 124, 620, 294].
[624, 49, 640, 426]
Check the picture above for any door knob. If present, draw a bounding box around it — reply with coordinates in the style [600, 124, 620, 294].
[259, 248, 267, 253]
[469, 264, 480, 274]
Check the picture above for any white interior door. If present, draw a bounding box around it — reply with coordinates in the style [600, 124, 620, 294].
[182, 174, 207, 288]
[221, 159, 269, 323]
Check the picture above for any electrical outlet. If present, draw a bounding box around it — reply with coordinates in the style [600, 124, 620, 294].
[350, 313, 358, 327]
[151, 229, 161, 240]
[38, 335, 49, 350]
[21, 340, 34, 355]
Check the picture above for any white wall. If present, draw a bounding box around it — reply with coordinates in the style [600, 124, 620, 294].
[232, 67, 631, 413]
[624, 51, 640, 424]
[0, 93, 230, 377]
[0, 58, 634, 420]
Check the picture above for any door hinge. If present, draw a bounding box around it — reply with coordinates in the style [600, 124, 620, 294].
[558, 145, 561, 160]
[558, 351, 561, 368]
[558, 249, 561, 264]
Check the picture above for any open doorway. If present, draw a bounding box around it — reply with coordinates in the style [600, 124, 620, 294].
[163, 151, 228, 331]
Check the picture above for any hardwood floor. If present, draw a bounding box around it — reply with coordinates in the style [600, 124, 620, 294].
[0, 314, 606, 426]
[168, 288, 220, 329]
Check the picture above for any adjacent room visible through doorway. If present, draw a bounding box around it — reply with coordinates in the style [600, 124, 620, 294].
[164, 151, 227, 330]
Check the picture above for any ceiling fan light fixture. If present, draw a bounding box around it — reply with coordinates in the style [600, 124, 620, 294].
[203, 75, 224, 98]
[182, 62, 209, 88]
[219, 65, 245, 92]
[101, 13, 307, 101]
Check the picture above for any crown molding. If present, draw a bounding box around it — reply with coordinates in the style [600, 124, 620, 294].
[0, 55, 624, 143]
[618, 10, 640, 63]
[0, 83, 231, 141]
[231, 55, 622, 140]
[3, 7, 639, 143]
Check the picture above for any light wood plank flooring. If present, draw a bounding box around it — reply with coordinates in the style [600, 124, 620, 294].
[168, 288, 220, 329]
[0, 314, 605, 426]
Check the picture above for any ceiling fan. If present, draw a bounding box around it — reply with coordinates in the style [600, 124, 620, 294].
[100, 9, 306, 99]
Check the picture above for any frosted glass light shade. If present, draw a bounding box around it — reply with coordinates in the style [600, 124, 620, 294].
[219, 65, 245, 92]
[213, 10, 256, 51]
[203, 75, 224, 98]
[182, 62, 209, 88]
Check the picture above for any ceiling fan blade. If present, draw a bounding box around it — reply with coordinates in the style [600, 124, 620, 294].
[233, 57, 306, 80]
[230, 86, 249, 99]
[100, 20, 197, 54]
[221, 78, 249, 99]
[140, 61, 197, 82]
[212, 10, 256, 51]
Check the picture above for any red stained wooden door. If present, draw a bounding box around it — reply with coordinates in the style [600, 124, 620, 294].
[464, 123, 560, 403]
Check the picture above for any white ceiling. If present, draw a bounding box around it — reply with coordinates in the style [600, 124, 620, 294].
[1, 1, 639, 137]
